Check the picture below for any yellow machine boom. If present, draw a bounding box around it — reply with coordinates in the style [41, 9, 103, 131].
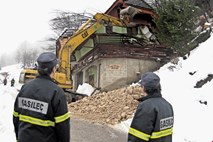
[19, 13, 127, 102]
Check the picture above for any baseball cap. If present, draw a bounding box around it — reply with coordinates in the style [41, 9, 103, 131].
[139, 72, 160, 90]
[37, 52, 59, 70]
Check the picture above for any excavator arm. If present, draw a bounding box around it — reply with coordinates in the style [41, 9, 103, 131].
[19, 13, 127, 102]
[57, 13, 127, 87]
[65, 13, 126, 52]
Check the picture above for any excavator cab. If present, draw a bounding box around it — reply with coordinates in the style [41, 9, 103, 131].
[19, 69, 38, 84]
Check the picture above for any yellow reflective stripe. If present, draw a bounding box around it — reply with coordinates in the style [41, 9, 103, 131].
[128, 127, 150, 141]
[54, 112, 70, 123]
[19, 114, 55, 127]
[151, 128, 173, 139]
[13, 111, 19, 117]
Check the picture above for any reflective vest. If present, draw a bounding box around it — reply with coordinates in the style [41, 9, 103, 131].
[13, 75, 70, 142]
[128, 92, 174, 142]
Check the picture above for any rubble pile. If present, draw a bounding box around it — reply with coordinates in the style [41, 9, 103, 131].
[69, 85, 145, 125]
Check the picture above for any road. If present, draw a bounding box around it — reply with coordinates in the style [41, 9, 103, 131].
[71, 118, 128, 142]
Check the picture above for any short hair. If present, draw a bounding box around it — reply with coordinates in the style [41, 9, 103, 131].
[144, 84, 161, 95]
[37, 66, 54, 75]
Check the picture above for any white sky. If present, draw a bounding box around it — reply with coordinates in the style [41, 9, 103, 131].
[0, 32, 213, 141]
[0, 0, 115, 56]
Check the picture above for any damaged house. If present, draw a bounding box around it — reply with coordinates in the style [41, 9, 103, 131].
[57, 0, 176, 91]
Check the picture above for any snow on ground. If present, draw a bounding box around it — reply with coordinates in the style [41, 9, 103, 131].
[76, 83, 96, 96]
[158, 34, 213, 142]
[0, 64, 22, 142]
[115, 33, 213, 142]
[0, 33, 213, 141]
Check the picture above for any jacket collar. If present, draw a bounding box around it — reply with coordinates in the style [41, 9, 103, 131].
[138, 92, 162, 102]
[36, 74, 54, 82]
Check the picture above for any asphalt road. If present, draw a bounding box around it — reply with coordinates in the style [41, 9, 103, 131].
[71, 118, 127, 142]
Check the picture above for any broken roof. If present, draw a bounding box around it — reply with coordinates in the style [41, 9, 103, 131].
[105, 0, 156, 18]
[125, 0, 154, 10]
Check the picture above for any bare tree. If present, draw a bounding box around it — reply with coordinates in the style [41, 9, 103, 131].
[0, 54, 7, 67]
[49, 10, 92, 35]
[16, 49, 22, 63]
[16, 41, 40, 68]
[0, 52, 16, 67]
[43, 10, 93, 51]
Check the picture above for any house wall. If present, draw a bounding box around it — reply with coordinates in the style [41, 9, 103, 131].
[72, 58, 161, 91]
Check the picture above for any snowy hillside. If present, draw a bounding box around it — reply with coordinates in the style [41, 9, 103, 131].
[156, 35, 213, 141]
[0, 33, 213, 141]
[116, 33, 213, 141]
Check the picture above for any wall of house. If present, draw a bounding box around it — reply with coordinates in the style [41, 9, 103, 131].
[72, 58, 161, 91]
[99, 58, 161, 90]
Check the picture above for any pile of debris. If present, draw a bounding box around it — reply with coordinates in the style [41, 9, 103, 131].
[69, 85, 145, 125]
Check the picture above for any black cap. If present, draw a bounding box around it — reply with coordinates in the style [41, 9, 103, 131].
[139, 72, 160, 90]
[37, 52, 59, 70]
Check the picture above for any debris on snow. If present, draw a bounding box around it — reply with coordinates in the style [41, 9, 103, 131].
[69, 85, 145, 125]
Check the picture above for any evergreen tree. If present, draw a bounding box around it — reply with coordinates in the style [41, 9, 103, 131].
[153, 0, 201, 55]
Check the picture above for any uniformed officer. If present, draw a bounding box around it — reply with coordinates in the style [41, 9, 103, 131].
[11, 78, 15, 87]
[13, 52, 70, 142]
[128, 72, 174, 142]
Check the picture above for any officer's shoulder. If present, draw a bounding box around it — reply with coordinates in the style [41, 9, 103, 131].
[51, 82, 64, 92]
[49, 80, 61, 89]
[138, 99, 151, 108]
[139, 98, 156, 108]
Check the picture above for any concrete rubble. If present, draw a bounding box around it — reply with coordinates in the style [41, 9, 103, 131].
[69, 85, 145, 125]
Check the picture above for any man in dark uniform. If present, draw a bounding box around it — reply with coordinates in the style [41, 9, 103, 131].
[3, 77, 7, 85]
[13, 52, 70, 142]
[11, 78, 15, 87]
[128, 72, 174, 142]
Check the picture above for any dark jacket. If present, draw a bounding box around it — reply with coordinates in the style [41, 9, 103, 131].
[3, 78, 7, 85]
[11, 78, 15, 86]
[13, 75, 70, 142]
[128, 92, 174, 142]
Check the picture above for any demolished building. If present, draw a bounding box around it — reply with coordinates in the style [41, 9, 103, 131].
[60, 0, 177, 91]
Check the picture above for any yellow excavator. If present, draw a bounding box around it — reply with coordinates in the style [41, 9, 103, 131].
[19, 13, 127, 102]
